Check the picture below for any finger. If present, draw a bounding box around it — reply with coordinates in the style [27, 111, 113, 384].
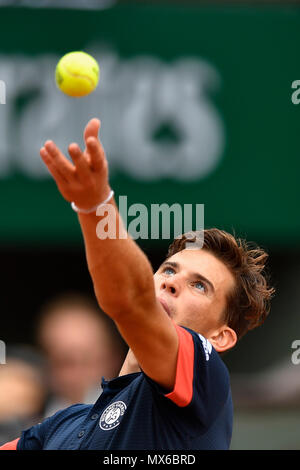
[68, 143, 91, 182]
[40, 147, 68, 186]
[44, 140, 75, 180]
[84, 118, 101, 143]
[86, 136, 106, 171]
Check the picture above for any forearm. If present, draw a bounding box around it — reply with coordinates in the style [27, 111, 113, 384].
[77, 196, 156, 317]
[40, 119, 156, 316]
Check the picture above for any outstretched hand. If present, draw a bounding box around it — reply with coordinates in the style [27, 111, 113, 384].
[40, 118, 111, 210]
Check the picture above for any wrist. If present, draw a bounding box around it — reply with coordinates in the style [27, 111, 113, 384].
[71, 187, 114, 214]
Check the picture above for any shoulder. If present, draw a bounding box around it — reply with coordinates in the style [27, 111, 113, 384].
[179, 325, 229, 372]
[52, 403, 91, 418]
[174, 324, 231, 402]
[42, 403, 91, 425]
[141, 323, 232, 432]
[18, 404, 91, 450]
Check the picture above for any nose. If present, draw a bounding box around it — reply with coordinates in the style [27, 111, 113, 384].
[160, 276, 180, 296]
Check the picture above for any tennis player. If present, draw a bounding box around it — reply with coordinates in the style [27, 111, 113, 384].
[0, 118, 274, 450]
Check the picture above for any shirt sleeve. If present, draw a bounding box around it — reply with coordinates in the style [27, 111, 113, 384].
[17, 418, 53, 450]
[0, 438, 20, 450]
[144, 323, 231, 428]
[16, 404, 90, 450]
[0, 419, 52, 450]
[164, 324, 195, 407]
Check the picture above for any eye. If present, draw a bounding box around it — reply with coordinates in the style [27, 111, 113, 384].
[162, 267, 175, 275]
[194, 281, 206, 292]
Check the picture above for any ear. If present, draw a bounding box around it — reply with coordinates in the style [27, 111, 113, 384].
[208, 326, 237, 353]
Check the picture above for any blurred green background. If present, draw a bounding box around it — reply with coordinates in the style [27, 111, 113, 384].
[1, 1, 300, 449]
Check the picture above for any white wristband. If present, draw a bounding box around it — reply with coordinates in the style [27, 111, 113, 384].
[71, 189, 114, 214]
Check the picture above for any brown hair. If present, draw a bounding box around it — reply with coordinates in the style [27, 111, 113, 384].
[166, 229, 275, 341]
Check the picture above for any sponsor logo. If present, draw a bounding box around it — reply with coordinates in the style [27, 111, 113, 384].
[99, 401, 127, 430]
[198, 334, 212, 361]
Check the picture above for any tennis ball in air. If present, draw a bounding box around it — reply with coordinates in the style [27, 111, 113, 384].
[55, 51, 99, 97]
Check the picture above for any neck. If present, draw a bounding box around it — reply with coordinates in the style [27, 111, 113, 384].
[118, 348, 141, 376]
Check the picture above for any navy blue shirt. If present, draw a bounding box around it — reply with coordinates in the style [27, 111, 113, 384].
[16, 325, 233, 450]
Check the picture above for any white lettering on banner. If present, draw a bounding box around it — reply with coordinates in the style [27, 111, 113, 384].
[0, 48, 224, 181]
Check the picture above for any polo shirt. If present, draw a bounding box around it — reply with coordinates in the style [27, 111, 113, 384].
[1, 324, 233, 450]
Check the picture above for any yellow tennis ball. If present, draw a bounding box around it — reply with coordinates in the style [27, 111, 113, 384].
[55, 51, 99, 97]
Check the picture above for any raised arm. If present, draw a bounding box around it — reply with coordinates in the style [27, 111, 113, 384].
[40, 119, 178, 391]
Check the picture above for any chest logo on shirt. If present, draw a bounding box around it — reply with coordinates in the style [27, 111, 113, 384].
[99, 401, 127, 431]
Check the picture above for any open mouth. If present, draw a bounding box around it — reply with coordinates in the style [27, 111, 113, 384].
[158, 298, 171, 317]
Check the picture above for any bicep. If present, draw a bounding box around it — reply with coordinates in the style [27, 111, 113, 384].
[114, 298, 179, 391]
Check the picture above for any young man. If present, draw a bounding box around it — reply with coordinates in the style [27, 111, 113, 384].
[0, 118, 274, 450]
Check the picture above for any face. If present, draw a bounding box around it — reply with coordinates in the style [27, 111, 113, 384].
[153, 248, 236, 339]
[39, 309, 121, 402]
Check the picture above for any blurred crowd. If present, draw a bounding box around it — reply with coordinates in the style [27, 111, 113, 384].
[0, 292, 127, 445]
[1, 291, 299, 448]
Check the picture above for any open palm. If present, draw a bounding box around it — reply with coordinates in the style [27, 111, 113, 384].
[40, 118, 111, 210]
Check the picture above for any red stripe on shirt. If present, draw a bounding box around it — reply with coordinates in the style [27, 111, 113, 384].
[0, 438, 20, 450]
[165, 323, 194, 407]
